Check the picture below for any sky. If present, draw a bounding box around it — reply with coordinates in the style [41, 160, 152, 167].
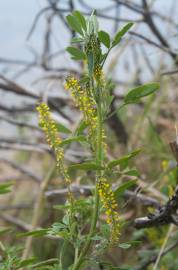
[0, 0, 177, 137]
[0, 0, 177, 86]
[0, 0, 177, 65]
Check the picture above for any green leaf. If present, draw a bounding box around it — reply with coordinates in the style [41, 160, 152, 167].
[108, 149, 141, 169]
[101, 224, 110, 238]
[88, 11, 99, 34]
[124, 169, 139, 177]
[0, 227, 11, 235]
[66, 14, 83, 35]
[56, 123, 71, 134]
[62, 215, 70, 225]
[125, 240, 141, 246]
[73, 10, 87, 31]
[98, 30, 110, 48]
[74, 119, 88, 135]
[119, 243, 131, 249]
[114, 180, 137, 198]
[66, 46, 86, 60]
[112, 22, 133, 47]
[59, 135, 87, 147]
[91, 235, 104, 241]
[92, 14, 99, 34]
[68, 162, 104, 171]
[124, 83, 160, 104]
[18, 229, 49, 237]
[0, 189, 11, 194]
[71, 37, 84, 43]
[0, 182, 14, 194]
[18, 258, 36, 267]
[118, 240, 141, 250]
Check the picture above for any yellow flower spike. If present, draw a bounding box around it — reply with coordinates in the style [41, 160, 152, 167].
[97, 177, 120, 244]
[36, 103, 73, 205]
[37, 103, 64, 163]
[65, 76, 98, 145]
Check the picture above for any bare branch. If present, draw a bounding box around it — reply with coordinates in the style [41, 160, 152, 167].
[0, 158, 42, 183]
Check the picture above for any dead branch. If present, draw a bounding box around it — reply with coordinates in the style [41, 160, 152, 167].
[0, 158, 42, 183]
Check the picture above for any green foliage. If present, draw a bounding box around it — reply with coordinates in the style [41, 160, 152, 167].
[124, 83, 160, 104]
[0, 182, 14, 194]
[66, 47, 86, 60]
[56, 122, 72, 134]
[68, 162, 104, 171]
[59, 135, 87, 147]
[72, 11, 87, 31]
[66, 14, 84, 36]
[108, 149, 141, 169]
[114, 180, 137, 198]
[98, 31, 110, 48]
[112, 22, 133, 47]
[0, 247, 37, 270]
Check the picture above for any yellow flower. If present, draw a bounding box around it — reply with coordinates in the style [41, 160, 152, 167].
[97, 177, 120, 244]
[94, 64, 103, 81]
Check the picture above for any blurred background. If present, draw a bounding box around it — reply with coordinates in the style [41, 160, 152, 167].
[1, 0, 178, 269]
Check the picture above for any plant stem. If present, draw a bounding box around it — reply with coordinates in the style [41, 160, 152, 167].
[74, 246, 79, 264]
[153, 224, 174, 270]
[72, 96, 103, 270]
[71, 176, 99, 270]
[30, 258, 59, 268]
[59, 240, 68, 270]
[0, 241, 5, 252]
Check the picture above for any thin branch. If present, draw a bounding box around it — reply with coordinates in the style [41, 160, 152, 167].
[161, 69, 178, 76]
[142, 0, 177, 62]
[134, 185, 178, 229]
[0, 158, 42, 183]
[0, 139, 51, 153]
[22, 164, 56, 260]
[45, 184, 160, 208]
[0, 115, 42, 132]
[136, 236, 178, 270]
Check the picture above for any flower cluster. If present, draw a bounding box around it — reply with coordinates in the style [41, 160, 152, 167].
[94, 64, 103, 80]
[85, 33, 103, 81]
[85, 33, 101, 65]
[36, 103, 64, 165]
[65, 76, 97, 143]
[97, 177, 120, 244]
[36, 103, 73, 202]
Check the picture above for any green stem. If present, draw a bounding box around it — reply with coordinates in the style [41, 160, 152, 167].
[101, 46, 114, 68]
[72, 96, 103, 270]
[59, 240, 68, 270]
[74, 246, 79, 264]
[0, 241, 5, 252]
[72, 189, 99, 270]
[30, 258, 59, 268]
[107, 103, 126, 119]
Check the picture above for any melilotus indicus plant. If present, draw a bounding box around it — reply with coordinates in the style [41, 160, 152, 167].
[0, 11, 160, 270]
[37, 11, 160, 270]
